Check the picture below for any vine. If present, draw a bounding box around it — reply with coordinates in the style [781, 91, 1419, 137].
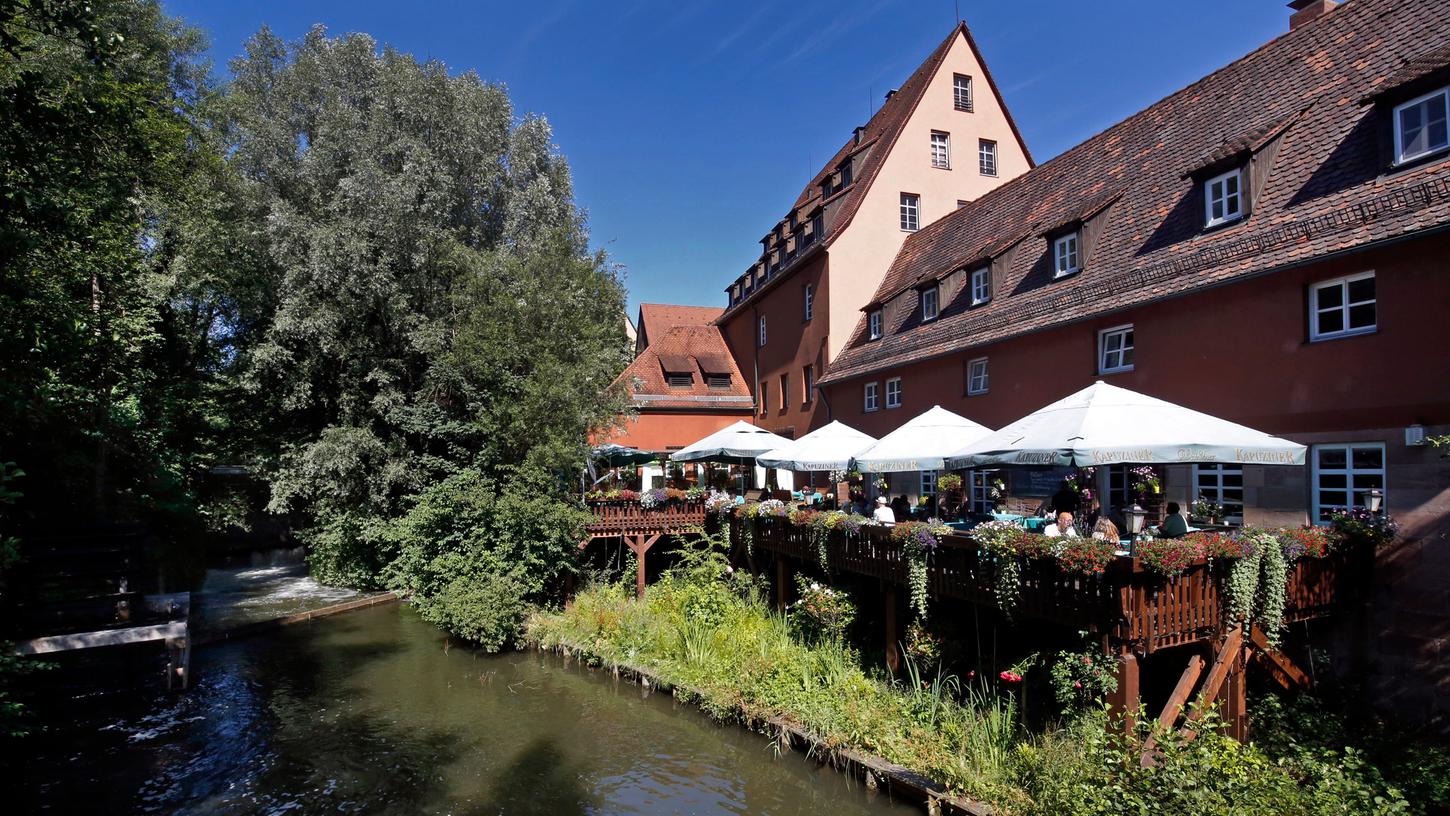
[891, 522, 941, 619]
[1257, 538, 1288, 648]
[1224, 544, 1262, 629]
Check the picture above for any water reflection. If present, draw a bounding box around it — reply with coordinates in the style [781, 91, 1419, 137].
[22, 605, 916, 815]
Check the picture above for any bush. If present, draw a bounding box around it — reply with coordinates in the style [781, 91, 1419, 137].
[414, 571, 530, 652]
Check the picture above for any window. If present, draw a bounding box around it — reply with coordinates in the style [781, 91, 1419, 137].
[979, 139, 997, 176]
[1393, 86, 1449, 165]
[759, 382, 768, 416]
[966, 357, 989, 395]
[803, 365, 814, 404]
[1312, 443, 1385, 522]
[707, 374, 731, 389]
[1194, 464, 1244, 525]
[920, 285, 939, 321]
[970, 267, 990, 305]
[864, 381, 879, 412]
[953, 73, 973, 112]
[1054, 232, 1080, 278]
[803, 283, 814, 321]
[968, 469, 1000, 513]
[1098, 324, 1134, 374]
[930, 131, 951, 169]
[1310, 272, 1376, 341]
[667, 373, 692, 388]
[921, 470, 938, 503]
[900, 193, 920, 231]
[1204, 168, 1244, 227]
[779, 373, 788, 409]
[758, 315, 767, 347]
[885, 377, 902, 409]
[868, 309, 883, 340]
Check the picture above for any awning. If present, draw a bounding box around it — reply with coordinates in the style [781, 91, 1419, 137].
[854, 405, 993, 472]
[757, 421, 877, 472]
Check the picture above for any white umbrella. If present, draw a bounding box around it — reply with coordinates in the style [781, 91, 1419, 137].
[854, 405, 993, 473]
[670, 420, 793, 462]
[945, 381, 1306, 469]
[757, 421, 877, 472]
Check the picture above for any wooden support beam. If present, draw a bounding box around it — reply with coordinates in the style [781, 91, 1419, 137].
[884, 587, 900, 676]
[1218, 651, 1248, 742]
[1106, 653, 1141, 731]
[1183, 624, 1244, 738]
[1157, 654, 1205, 732]
[634, 536, 647, 599]
[1248, 624, 1313, 690]
[14, 621, 188, 655]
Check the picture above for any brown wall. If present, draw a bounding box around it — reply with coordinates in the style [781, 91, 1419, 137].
[602, 410, 751, 454]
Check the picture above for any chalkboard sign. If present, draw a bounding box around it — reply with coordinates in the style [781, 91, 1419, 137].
[1014, 466, 1074, 497]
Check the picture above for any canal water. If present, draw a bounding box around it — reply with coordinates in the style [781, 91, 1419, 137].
[19, 603, 919, 815]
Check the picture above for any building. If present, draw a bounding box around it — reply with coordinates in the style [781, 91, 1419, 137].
[813, 0, 1450, 718]
[602, 304, 754, 483]
[715, 21, 1033, 440]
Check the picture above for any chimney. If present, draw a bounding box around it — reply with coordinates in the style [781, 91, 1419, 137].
[1288, 0, 1338, 30]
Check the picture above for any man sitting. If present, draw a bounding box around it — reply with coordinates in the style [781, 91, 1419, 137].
[1044, 511, 1079, 538]
[1159, 502, 1189, 537]
[872, 496, 896, 525]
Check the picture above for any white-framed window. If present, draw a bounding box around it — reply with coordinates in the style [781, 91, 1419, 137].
[1098, 324, 1134, 374]
[979, 139, 997, 176]
[1393, 86, 1449, 165]
[1193, 464, 1244, 525]
[970, 267, 990, 305]
[966, 357, 989, 395]
[920, 286, 939, 321]
[758, 315, 767, 346]
[868, 309, 883, 340]
[1311, 443, 1386, 522]
[803, 283, 814, 321]
[863, 381, 879, 412]
[968, 469, 1000, 514]
[1054, 232, 1080, 278]
[885, 377, 902, 409]
[953, 73, 973, 112]
[803, 365, 814, 404]
[1204, 168, 1244, 227]
[921, 470, 938, 502]
[900, 193, 920, 231]
[930, 131, 951, 169]
[1310, 272, 1376, 341]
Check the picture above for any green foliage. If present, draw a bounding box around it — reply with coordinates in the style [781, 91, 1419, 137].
[1047, 639, 1118, 714]
[788, 574, 856, 645]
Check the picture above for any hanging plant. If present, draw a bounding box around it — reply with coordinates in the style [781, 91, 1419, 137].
[972, 520, 1027, 617]
[890, 522, 941, 619]
[1258, 538, 1288, 647]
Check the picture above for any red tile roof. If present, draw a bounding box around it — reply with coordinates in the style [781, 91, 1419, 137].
[618, 307, 754, 411]
[822, 0, 1450, 386]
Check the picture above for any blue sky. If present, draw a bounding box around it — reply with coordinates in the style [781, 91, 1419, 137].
[165, 0, 1293, 317]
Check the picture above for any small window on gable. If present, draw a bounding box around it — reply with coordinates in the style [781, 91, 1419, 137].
[970, 267, 990, 305]
[900, 193, 920, 231]
[930, 131, 951, 169]
[954, 74, 973, 112]
[921, 285, 939, 321]
[667, 372, 692, 388]
[1054, 232, 1080, 278]
[1204, 168, 1244, 227]
[707, 374, 731, 389]
[864, 381, 879, 412]
[966, 357, 989, 395]
[979, 139, 997, 176]
[868, 309, 883, 340]
[1393, 86, 1449, 165]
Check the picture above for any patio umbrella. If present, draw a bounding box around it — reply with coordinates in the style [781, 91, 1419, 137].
[757, 421, 877, 472]
[944, 381, 1306, 469]
[591, 444, 657, 468]
[669, 420, 793, 463]
[853, 405, 993, 472]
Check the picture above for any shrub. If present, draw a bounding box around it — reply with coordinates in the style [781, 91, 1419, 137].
[1047, 643, 1118, 714]
[788, 575, 856, 645]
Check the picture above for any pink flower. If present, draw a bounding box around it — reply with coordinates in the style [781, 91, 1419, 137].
[1074, 680, 1083, 689]
[999, 671, 1023, 683]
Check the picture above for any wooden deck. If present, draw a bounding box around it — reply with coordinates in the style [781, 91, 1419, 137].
[582, 501, 708, 596]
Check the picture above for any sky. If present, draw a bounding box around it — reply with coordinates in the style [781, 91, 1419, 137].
[163, 0, 1295, 318]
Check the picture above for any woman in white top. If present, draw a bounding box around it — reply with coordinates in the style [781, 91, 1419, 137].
[872, 496, 896, 525]
[1044, 511, 1079, 538]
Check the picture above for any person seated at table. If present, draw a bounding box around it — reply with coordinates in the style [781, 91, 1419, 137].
[873, 496, 896, 524]
[891, 494, 911, 521]
[1092, 517, 1120, 542]
[1160, 502, 1189, 537]
[1044, 511, 1079, 538]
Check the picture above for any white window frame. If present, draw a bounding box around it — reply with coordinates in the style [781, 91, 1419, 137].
[1309, 271, 1376, 342]
[1098, 324, 1134, 374]
[1393, 85, 1450, 165]
[970, 267, 990, 305]
[921, 470, 938, 501]
[885, 377, 902, 409]
[968, 469, 999, 514]
[803, 283, 814, 322]
[966, 357, 989, 396]
[920, 286, 939, 321]
[1054, 232, 1080, 278]
[900, 193, 920, 231]
[868, 309, 883, 340]
[758, 315, 767, 347]
[863, 381, 879, 412]
[978, 139, 997, 176]
[1311, 442, 1386, 523]
[953, 74, 973, 112]
[1193, 464, 1244, 525]
[930, 131, 951, 169]
[1203, 168, 1244, 228]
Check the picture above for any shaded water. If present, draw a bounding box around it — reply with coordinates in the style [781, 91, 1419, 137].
[20, 604, 919, 815]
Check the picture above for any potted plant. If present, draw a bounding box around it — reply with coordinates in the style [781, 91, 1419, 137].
[1129, 465, 1161, 499]
[1190, 495, 1225, 525]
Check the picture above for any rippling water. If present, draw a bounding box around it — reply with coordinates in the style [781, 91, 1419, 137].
[20, 604, 918, 815]
[193, 548, 363, 634]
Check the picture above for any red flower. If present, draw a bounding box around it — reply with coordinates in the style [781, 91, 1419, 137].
[999, 670, 1023, 683]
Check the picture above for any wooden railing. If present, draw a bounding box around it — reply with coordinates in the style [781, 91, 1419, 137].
[584, 500, 708, 539]
[734, 518, 1368, 653]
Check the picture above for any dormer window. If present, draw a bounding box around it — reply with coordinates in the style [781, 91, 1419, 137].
[707, 374, 731, 389]
[970, 267, 990, 305]
[920, 286, 939, 321]
[1053, 232, 1080, 278]
[868, 309, 883, 340]
[1393, 86, 1449, 165]
[1204, 168, 1244, 227]
[667, 373, 693, 388]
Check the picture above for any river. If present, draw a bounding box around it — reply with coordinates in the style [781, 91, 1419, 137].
[19, 601, 919, 815]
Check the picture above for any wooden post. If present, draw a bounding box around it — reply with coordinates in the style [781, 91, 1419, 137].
[775, 558, 790, 610]
[1217, 650, 1249, 741]
[1107, 652, 1141, 731]
[884, 587, 900, 675]
[166, 636, 190, 691]
[633, 535, 647, 599]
